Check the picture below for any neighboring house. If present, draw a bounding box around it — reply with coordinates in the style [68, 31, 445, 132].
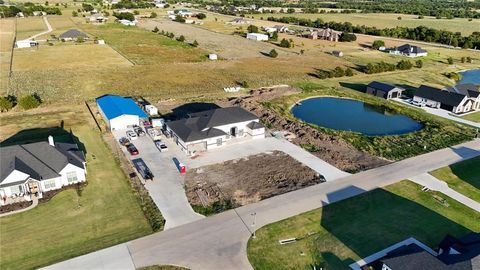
[96, 94, 148, 131]
[246, 33, 268, 41]
[0, 136, 86, 205]
[228, 18, 250, 24]
[332, 50, 343, 57]
[273, 25, 289, 33]
[86, 13, 107, 23]
[263, 26, 277, 33]
[32, 11, 46, 16]
[389, 44, 428, 57]
[166, 107, 265, 155]
[16, 12, 25, 18]
[118, 19, 136, 26]
[59, 29, 89, 41]
[378, 233, 480, 270]
[308, 28, 341, 41]
[413, 84, 480, 114]
[366, 81, 405, 99]
[15, 40, 38, 48]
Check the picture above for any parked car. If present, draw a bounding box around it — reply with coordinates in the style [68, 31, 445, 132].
[126, 130, 138, 140]
[132, 158, 154, 180]
[119, 137, 130, 146]
[142, 120, 151, 127]
[134, 126, 146, 137]
[127, 144, 139, 155]
[154, 140, 168, 152]
[147, 127, 162, 141]
[411, 100, 425, 107]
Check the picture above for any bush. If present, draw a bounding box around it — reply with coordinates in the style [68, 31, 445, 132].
[114, 12, 134, 21]
[72, 10, 78, 17]
[150, 12, 157, 18]
[396, 60, 413, 70]
[269, 49, 278, 58]
[345, 67, 354, 76]
[447, 57, 454, 64]
[271, 31, 278, 41]
[247, 24, 259, 33]
[192, 40, 199, 47]
[0, 96, 14, 112]
[174, 14, 185, 23]
[18, 95, 40, 110]
[196, 12, 206, 19]
[415, 59, 423, 68]
[133, 10, 139, 15]
[339, 32, 357, 42]
[279, 38, 291, 48]
[241, 80, 249, 88]
[372, 40, 385, 49]
[152, 26, 159, 33]
[177, 35, 185, 42]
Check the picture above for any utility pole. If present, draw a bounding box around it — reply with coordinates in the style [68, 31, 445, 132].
[251, 212, 257, 239]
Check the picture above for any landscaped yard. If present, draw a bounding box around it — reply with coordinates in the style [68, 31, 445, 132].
[248, 180, 480, 270]
[460, 111, 480, 123]
[430, 156, 480, 202]
[0, 107, 153, 270]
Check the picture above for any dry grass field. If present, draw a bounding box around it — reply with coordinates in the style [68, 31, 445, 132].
[15, 17, 47, 40]
[250, 12, 480, 35]
[0, 19, 15, 94]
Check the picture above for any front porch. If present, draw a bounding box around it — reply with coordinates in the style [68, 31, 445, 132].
[0, 179, 43, 206]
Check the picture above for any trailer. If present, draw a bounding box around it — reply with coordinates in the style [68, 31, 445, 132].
[132, 158, 154, 180]
[146, 127, 162, 141]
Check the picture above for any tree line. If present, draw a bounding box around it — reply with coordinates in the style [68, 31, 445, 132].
[266, 16, 480, 49]
[0, 3, 62, 17]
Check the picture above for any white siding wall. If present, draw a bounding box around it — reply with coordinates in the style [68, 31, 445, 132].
[109, 115, 140, 131]
[1, 170, 29, 185]
[59, 164, 86, 186]
[214, 120, 255, 138]
[413, 96, 440, 108]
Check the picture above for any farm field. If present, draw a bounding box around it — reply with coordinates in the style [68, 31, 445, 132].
[0, 105, 152, 270]
[0, 19, 15, 93]
[247, 180, 480, 270]
[250, 12, 480, 35]
[430, 157, 480, 202]
[15, 16, 47, 40]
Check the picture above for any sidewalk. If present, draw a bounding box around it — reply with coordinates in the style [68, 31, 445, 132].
[410, 173, 480, 212]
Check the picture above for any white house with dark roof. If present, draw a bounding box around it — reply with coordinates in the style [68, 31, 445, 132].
[366, 81, 405, 99]
[166, 107, 265, 155]
[388, 44, 427, 57]
[413, 84, 480, 114]
[59, 29, 89, 41]
[0, 136, 86, 205]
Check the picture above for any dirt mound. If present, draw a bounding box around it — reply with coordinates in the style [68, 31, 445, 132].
[228, 87, 389, 173]
[185, 151, 323, 207]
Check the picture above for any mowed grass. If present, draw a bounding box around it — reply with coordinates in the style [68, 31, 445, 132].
[13, 43, 132, 71]
[460, 111, 480, 123]
[15, 16, 46, 40]
[0, 107, 152, 270]
[251, 12, 480, 35]
[248, 180, 480, 270]
[430, 156, 480, 202]
[82, 23, 207, 65]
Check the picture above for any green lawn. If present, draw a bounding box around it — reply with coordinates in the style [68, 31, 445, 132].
[247, 180, 480, 270]
[460, 112, 480, 123]
[0, 123, 152, 270]
[430, 156, 480, 202]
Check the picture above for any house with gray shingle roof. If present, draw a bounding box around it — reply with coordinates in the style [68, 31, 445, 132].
[0, 136, 86, 205]
[59, 29, 89, 41]
[165, 107, 265, 155]
[413, 84, 480, 114]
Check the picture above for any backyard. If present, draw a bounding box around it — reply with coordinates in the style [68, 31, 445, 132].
[460, 112, 480, 123]
[430, 156, 480, 202]
[0, 107, 153, 270]
[247, 180, 480, 270]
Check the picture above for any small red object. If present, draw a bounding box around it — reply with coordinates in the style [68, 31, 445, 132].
[179, 163, 186, 174]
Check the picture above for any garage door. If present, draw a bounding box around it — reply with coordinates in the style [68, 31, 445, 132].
[440, 103, 453, 111]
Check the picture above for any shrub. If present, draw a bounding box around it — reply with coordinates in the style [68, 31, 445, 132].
[279, 38, 291, 48]
[339, 32, 357, 42]
[271, 31, 278, 41]
[192, 40, 199, 47]
[133, 10, 139, 15]
[372, 40, 385, 49]
[152, 26, 159, 33]
[396, 60, 413, 70]
[196, 12, 206, 19]
[72, 10, 78, 17]
[466, 57, 472, 63]
[0, 96, 14, 112]
[241, 80, 249, 88]
[150, 12, 157, 18]
[247, 24, 258, 33]
[177, 35, 185, 42]
[333, 66, 345, 77]
[18, 95, 40, 110]
[415, 59, 423, 68]
[269, 49, 278, 58]
[447, 57, 454, 64]
[461, 57, 465, 63]
[174, 14, 185, 23]
[345, 67, 354, 76]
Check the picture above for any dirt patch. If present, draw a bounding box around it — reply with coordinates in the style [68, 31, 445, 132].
[227, 87, 390, 172]
[185, 151, 324, 208]
[0, 201, 33, 214]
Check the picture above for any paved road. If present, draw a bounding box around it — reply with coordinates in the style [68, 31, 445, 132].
[410, 173, 480, 212]
[43, 139, 480, 270]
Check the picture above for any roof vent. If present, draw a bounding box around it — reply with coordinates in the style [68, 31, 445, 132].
[48, 135, 55, 146]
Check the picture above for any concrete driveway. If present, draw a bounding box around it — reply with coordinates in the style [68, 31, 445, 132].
[112, 130, 204, 230]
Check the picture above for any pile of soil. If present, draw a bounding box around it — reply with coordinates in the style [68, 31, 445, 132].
[228, 87, 390, 172]
[185, 151, 323, 207]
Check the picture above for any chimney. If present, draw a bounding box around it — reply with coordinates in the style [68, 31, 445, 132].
[48, 135, 55, 146]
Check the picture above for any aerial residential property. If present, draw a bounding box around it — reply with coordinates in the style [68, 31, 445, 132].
[0, 0, 479, 269]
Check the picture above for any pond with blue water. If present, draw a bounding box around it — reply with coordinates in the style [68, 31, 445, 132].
[291, 97, 423, 136]
[457, 69, 480, 86]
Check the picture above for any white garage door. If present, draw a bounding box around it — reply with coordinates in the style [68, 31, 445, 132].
[110, 115, 140, 130]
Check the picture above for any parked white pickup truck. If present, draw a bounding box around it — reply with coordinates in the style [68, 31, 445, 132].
[146, 127, 162, 141]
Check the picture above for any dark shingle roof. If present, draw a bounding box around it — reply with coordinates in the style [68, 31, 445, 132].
[415, 85, 466, 107]
[0, 141, 85, 185]
[167, 107, 258, 143]
[368, 81, 404, 92]
[247, 121, 264, 129]
[396, 44, 427, 54]
[446, 84, 480, 98]
[59, 29, 88, 39]
[382, 244, 447, 270]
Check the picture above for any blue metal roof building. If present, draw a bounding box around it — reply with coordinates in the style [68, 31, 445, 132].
[96, 95, 148, 131]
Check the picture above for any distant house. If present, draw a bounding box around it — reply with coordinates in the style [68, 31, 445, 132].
[246, 33, 268, 41]
[332, 50, 343, 57]
[208, 53, 218, 60]
[273, 25, 289, 33]
[308, 28, 341, 42]
[366, 81, 405, 99]
[118, 19, 136, 26]
[263, 26, 277, 33]
[15, 40, 38, 48]
[32, 11, 46, 16]
[96, 94, 148, 131]
[0, 136, 86, 205]
[228, 18, 250, 25]
[59, 29, 88, 41]
[86, 13, 107, 23]
[389, 44, 427, 57]
[413, 84, 480, 114]
[166, 107, 265, 155]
